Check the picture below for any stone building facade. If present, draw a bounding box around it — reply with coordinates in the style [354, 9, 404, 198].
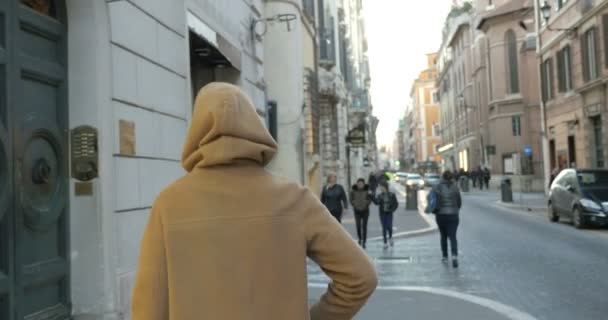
[539, 0, 608, 172]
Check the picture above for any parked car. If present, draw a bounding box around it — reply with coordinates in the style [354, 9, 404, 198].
[405, 173, 424, 189]
[423, 173, 441, 188]
[548, 169, 608, 229]
[394, 172, 408, 184]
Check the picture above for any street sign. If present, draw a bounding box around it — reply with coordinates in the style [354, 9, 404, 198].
[346, 123, 366, 147]
[524, 144, 533, 157]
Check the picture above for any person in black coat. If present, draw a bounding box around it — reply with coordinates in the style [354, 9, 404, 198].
[368, 172, 378, 195]
[321, 172, 349, 223]
[432, 170, 462, 268]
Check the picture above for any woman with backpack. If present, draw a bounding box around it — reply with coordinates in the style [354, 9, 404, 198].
[430, 170, 462, 268]
[350, 178, 373, 248]
[374, 181, 399, 249]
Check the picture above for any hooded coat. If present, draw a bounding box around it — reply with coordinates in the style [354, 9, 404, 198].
[131, 83, 377, 320]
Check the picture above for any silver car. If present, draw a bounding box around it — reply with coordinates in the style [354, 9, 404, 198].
[405, 173, 424, 189]
[424, 173, 441, 188]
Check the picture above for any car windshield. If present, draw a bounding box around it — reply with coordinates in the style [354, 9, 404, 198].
[577, 171, 608, 188]
[408, 174, 421, 179]
[425, 174, 439, 178]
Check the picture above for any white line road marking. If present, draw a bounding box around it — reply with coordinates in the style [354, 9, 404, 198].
[307, 283, 538, 320]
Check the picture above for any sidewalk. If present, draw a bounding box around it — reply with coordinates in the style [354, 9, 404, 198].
[340, 183, 434, 242]
[308, 286, 533, 320]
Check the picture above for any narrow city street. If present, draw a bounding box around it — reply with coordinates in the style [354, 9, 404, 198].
[308, 184, 608, 320]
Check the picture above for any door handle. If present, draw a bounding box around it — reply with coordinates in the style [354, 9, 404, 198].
[32, 158, 51, 184]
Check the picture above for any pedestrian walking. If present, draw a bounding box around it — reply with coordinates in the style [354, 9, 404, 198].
[483, 167, 491, 189]
[477, 166, 484, 190]
[350, 178, 373, 249]
[471, 168, 478, 188]
[131, 83, 376, 320]
[374, 181, 399, 249]
[368, 172, 378, 195]
[321, 173, 349, 223]
[433, 170, 462, 268]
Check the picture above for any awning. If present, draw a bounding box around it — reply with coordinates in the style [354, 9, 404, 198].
[187, 11, 242, 71]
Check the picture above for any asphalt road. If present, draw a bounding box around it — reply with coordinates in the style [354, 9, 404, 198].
[308, 189, 608, 320]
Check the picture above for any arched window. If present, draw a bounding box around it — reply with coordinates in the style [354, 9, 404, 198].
[505, 30, 520, 94]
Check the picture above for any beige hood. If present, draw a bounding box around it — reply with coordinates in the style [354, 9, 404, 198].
[181, 82, 277, 172]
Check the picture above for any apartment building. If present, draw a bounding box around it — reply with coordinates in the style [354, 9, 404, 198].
[538, 0, 608, 171]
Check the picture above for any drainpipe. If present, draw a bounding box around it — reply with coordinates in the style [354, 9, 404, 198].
[535, 0, 551, 195]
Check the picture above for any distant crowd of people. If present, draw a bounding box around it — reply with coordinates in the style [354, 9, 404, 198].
[456, 166, 492, 190]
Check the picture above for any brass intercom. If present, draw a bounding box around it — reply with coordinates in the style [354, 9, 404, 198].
[71, 125, 99, 181]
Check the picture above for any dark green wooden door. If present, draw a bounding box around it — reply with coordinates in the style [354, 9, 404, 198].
[2, 1, 70, 319]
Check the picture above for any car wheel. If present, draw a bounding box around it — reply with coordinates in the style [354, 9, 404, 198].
[573, 207, 585, 229]
[548, 203, 559, 222]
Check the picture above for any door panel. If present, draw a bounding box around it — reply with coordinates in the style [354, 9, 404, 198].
[0, 2, 14, 319]
[4, 1, 69, 319]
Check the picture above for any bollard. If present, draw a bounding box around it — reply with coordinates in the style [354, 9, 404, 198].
[501, 178, 513, 202]
[406, 185, 418, 210]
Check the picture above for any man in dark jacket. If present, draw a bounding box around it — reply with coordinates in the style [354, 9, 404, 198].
[350, 179, 373, 248]
[483, 167, 491, 189]
[432, 170, 462, 268]
[321, 173, 348, 223]
[470, 168, 478, 188]
[368, 173, 378, 195]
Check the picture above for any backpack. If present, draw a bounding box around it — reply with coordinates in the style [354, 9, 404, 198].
[425, 189, 439, 214]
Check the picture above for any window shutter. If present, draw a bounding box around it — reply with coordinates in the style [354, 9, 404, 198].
[603, 15, 608, 68]
[549, 58, 554, 99]
[541, 61, 548, 101]
[582, 32, 590, 82]
[557, 50, 564, 92]
[562, 46, 572, 91]
[593, 27, 601, 77]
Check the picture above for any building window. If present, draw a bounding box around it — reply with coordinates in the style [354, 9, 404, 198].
[512, 116, 522, 136]
[602, 15, 608, 68]
[592, 116, 605, 168]
[432, 123, 440, 137]
[432, 90, 440, 103]
[557, 46, 572, 92]
[303, 0, 315, 21]
[541, 58, 554, 101]
[582, 27, 600, 82]
[556, 0, 568, 10]
[505, 30, 520, 94]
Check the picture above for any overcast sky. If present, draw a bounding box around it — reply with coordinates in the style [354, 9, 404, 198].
[363, 0, 452, 149]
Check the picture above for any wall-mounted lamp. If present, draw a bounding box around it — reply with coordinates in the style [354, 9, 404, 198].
[251, 13, 298, 41]
[540, 1, 578, 37]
